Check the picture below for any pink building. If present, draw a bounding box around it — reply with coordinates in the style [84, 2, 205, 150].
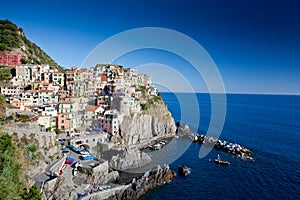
[98, 110, 120, 135]
[0, 51, 27, 66]
[57, 112, 76, 135]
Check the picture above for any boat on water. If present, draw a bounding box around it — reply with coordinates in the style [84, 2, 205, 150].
[149, 143, 161, 150]
[214, 154, 230, 165]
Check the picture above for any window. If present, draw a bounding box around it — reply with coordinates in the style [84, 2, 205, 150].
[86, 140, 88, 143]
[61, 120, 64, 123]
[93, 138, 95, 142]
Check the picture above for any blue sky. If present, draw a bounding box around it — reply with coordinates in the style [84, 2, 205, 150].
[1, 0, 299, 94]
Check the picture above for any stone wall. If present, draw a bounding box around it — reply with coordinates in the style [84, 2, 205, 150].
[2, 122, 61, 185]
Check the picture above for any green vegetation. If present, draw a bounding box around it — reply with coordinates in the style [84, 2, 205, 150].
[26, 144, 40, 159]
[0, 19, 63, 71]
[0, 132, 42, 199]
[0, 67, 12, 80]
[21, 184, 42, 200]
[20, 57, 30, 64]
[55, 128, 62, 134]
[93, 144, 103, 155]
[141, 103, 148, 110]
[139, 85, 146, 91]
[0, 94, 8, 120]
[153, 94, 162, 101]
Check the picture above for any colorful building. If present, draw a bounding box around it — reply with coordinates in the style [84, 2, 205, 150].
[0, 51, 27, 66]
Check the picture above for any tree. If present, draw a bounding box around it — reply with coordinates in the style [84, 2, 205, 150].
[21, 184, 42, 200]
[0, 43, 10, 51]
[0, 132, 42, 199]
[55, 128, 62, 134]
[20, 57, 29, 64]
[141, 103, 148, 110]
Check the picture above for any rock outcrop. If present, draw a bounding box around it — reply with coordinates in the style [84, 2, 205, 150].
[117, 164, 176, 200]
[43, 177, 77, 200]
[116, 102, 176, 145]
[109, 147, 151, 171]
[176, 124, 191, 137]
[74, 161, 119, 186]
[82, 164, 176, 200]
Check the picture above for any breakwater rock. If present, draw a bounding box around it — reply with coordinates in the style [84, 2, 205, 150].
[192, 134, 254, 159]
[110, 147, 151, 171]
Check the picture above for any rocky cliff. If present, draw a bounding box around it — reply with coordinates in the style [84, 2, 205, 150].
[82, 164, 176, 200]
[114, 102, 176, 146]
[43, 176, 78, 200]
[109, 147, 151, 171]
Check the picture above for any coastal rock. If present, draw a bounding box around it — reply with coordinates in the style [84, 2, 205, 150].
[108, 164, 176, 200]
[119, 102, 176, 145]
[73, 170, 119, 186]
[109, 147, 151, 171]
[176, 124, 191, 137]
[81, 164, 176, 200]
[43, 176, 77, 200]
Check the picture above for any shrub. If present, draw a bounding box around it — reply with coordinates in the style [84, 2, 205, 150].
[141, 103, 148, 110]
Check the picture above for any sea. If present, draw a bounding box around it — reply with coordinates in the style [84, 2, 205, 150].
[142, 93, 300, 200]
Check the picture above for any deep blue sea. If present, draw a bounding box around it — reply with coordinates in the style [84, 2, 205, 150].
[142, 93, 300, 200]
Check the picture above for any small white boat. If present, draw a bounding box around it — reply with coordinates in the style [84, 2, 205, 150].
[214, 154, 230, 165]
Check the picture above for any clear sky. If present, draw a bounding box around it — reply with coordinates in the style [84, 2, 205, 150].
[1, 0, 299, 94]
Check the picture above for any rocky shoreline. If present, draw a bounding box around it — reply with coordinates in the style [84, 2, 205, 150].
[84, 165, 176, 200]
[43, 162, 175, 200]
[191, 134, 254, 159]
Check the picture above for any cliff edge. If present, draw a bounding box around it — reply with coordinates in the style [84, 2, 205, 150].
[114, 101, 176, 146]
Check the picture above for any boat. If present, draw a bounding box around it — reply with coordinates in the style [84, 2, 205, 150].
[80, 150, 90, 156]
[214, 154, 230, 165]
[81, 154, 94, 160]
[149, 144, 161, 150]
